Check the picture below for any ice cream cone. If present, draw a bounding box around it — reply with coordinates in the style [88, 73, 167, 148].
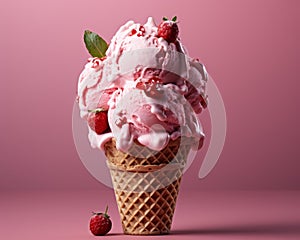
[77, 16, 209, 236]
[104, 137, 191, 235]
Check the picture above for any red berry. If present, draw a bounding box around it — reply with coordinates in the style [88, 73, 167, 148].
[157, 20, 179, 43]
[89, 207, 112, 236]
[87, 109, 109, 134]
[129, 29, 137, 36]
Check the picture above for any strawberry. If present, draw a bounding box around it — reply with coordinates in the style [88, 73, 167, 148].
[157, 16, 179, 43]
[89, 206, 112, 236]
[87, 108, 109, 134]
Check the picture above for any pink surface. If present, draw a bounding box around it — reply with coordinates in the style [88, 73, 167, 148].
[2, 1, 299, 239]
[1, 1, 299, 191]
[1, 189, 300, 239]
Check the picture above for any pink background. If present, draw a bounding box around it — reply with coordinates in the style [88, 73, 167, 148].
[1, 1, 300, 239]
[1, 0, 299, 191]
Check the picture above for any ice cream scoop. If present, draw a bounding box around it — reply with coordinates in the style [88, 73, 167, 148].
[77, 17, 208, 152]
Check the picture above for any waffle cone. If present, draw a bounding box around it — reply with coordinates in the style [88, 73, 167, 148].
[104, 137, 191, 235]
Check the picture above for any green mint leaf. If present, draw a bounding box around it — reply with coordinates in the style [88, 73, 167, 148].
[163, 17, 168, 21]
[172, 16, 177, 22]
[84, 30, 108, 58]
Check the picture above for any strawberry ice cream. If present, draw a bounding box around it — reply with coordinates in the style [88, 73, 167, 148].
[77, 17, 208, 153]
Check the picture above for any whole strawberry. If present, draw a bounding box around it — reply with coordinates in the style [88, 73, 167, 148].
[89, 206, 112, 236]
[157, 16, 179, 43]
[87, 108, 109, 134]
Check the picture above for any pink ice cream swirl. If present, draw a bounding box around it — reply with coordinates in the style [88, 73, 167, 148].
[77, 17, 208, 153]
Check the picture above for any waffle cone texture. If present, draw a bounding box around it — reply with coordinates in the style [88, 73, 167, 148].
[104, 137, 191, 235]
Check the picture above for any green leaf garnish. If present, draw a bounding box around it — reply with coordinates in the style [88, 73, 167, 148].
[84, 30, 108, 58]
[172, 16, 177, 22]
[163, 17, 168, 21]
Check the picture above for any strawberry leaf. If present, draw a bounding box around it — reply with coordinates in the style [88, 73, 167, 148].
[172, 16, 177, 22]
[84, 30, 108, 58]
[163, 17, 168, 21]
